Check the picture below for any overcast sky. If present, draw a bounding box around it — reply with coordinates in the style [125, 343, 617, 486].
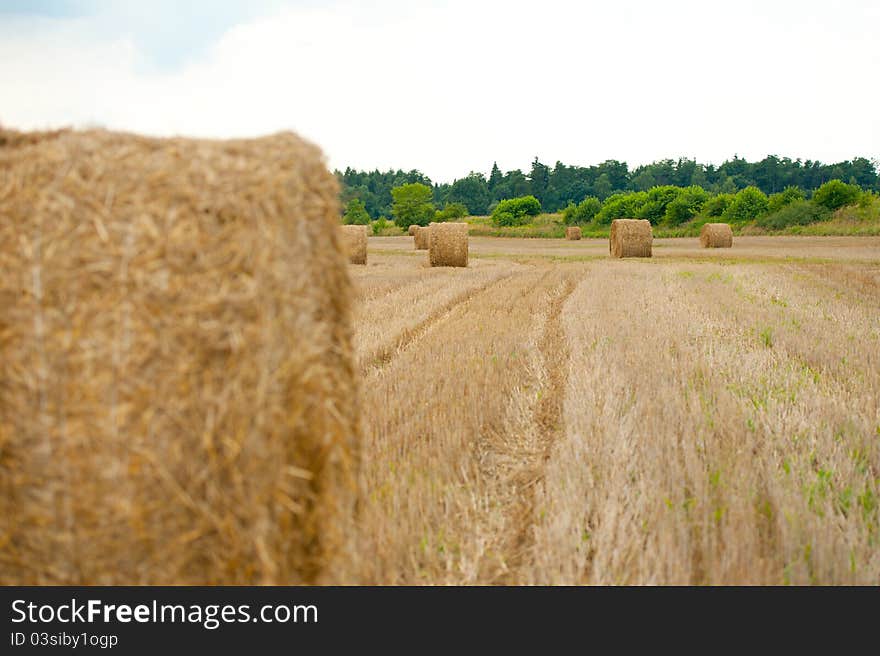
[1, 0, 877, 181]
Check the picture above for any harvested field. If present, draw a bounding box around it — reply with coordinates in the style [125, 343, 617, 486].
[343, 235, 880, 584]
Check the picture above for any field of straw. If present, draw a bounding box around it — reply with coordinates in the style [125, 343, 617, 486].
[347, 235, 880, 584]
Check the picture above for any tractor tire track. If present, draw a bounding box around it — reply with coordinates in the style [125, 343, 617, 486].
[479, 269, 579, 583]
[359, 269, 520, 376]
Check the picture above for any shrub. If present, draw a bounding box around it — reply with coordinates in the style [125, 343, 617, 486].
[703, 193, 734, 217]
[767, 186, 805, 214]
[594, 191, 648, 225]
[664, 186, 709, 225]
[492, 210, 518, 227]
[857, 191, 876, 209]
[372, 216, 389, 235]
[435, 202, 468, 222]
[812, 179, 862, 211]
[756, 200, 829, 230]
[636, 186, 682, 224]
[391, 183, 435, 230]
[722, 186, 769, 222]
[491, 195, 542, 226]
[342, 198, 371, 225]
[562, 196, 602, 225]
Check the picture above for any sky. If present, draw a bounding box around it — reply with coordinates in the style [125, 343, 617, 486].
[0, 0, 878, 181]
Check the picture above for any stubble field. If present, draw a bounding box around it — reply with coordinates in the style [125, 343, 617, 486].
[345, 235, 880, 584]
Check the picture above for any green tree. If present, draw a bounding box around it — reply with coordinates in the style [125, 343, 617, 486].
[767, 185, 805, 214]
[637, 186, 683, 224]
[812, 179, 861, 211]
[722, 186, 769, 222]
[488, 162, 503, 194]
[342, 198, 371, 225]
[529, 158, 551, 206]
[664, 186, 709, 225]
[594, 191, 648, 225]
[491, 195, 542, 226]
[562, 196, 602, 225]
[391, 183, 435, 229]
[448, 172, 490, 215]
[435, 202, 469, 221]
[592, 173, 613, 200]
[703, 193, 734, 217]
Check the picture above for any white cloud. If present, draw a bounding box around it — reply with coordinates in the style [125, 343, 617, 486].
[1, 0, 877, 180]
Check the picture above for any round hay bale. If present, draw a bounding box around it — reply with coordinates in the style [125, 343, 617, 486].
[414, 225, 431, 250]
[0, 129, 360, 585]
[340, 224, 368, 264]
[565, 226, 582, 240]
[700, 222, 733, 248]
[609, 219, 652, 258]
[408, 224, 418, 236]
[429, 222, 468, 267]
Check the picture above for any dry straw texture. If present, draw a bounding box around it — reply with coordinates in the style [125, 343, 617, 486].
[610, 219, 652, 258]
[340, 224, 368, 264]
[565, 226, 582, 240]
[407, 224, 418, 236]
[414, 225, 431, 250]
[700, 223, 733, 248]
[0, 126, 68, 148]
[429, 222, 469, 267]
[0, 129, 360, 585]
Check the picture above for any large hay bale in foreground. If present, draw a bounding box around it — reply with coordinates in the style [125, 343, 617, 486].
[700, 222, 733, 248]
[408, 224, 418, 236]
[609, 219, 652, 258]
[414, 225, 430, 250]
[429, 222, 468, 267]
[566, 226, 582, 240]
[0, 129, 359, 585]
[340, 224, 368, 264]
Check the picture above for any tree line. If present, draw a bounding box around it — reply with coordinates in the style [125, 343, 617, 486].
[337, 155, 879, 219]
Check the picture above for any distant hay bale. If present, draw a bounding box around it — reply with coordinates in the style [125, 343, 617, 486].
[565, 226, 582, 240]
[700, 223, 733, 248]
[429, 222, 468, 267]
[609, 219, 652, 258]
[414, 225, 430, 250]
[0, 129, 360, 585]
[408, 224, 418, 236]
[340, 224, 368, 264]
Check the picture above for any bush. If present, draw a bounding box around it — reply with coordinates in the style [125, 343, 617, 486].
[703, 193, 734, 217]
[342, 198, 371, 225]
[391, 183, 436, 230]
[636, 186, 682, 224]
[767, 186, 805, 214]
[664, 186, 709, 225]
[435, 202, 468, 222]
[722, 186, 769, 222]
[756, 200, 829, 230]
[594, 191, 648, 225]
[858, 190, 878, 209]
[561, 196, 602, 225]
[812, 179, 862, 211]
[491, 195, 542, 226]
[371, 216, 388, 235]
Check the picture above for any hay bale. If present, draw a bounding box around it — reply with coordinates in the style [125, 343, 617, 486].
[414, 225, 430, 250]
[429, 222, 468, 267]
[340, 224, 368, 264]
[565, 226, 582, 240]
[408, 224, 418, 236]
[609, 219, 652, 258]
[0, 129, 360, 585]
[700, 222, 733, 248]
